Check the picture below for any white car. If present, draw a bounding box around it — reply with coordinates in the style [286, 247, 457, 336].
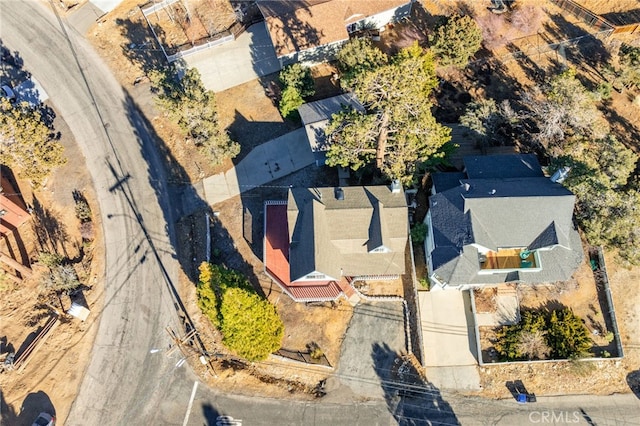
[1, 84, 16, 102]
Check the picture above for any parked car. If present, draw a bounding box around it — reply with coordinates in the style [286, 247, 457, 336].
[32, 412, 55, 426]
[1, 84, 16, 102]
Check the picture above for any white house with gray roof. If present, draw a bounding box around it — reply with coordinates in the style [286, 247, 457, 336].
[424, 154, 583, 290]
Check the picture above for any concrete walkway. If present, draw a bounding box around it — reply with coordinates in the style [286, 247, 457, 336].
[202, 128, 313, 205]
[419, 290, 481, 391]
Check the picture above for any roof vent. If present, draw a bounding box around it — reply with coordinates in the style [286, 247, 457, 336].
[489, 189, 496, 195]
[463, 183, 471, 192]
[335, 187, 344, 200]
[550, 166, 571, 183]
[390, 179, 401, 193]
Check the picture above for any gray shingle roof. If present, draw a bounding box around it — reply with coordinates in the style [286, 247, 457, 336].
[288, 185, 407, 281]
[431, 172, 466, 193]
[298, 93, 364, 125]
[299, 93, 364, 153]
[428, 155, 583, 286]
[464, 154, 544, 179]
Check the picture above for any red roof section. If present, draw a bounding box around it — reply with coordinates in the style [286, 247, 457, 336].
[264, 203, 342, 301]
[0, 176, 30, 236]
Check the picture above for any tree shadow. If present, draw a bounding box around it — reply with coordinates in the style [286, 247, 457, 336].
[597, 97, 640, 155]
[627, 369, 640, 399]
[374, 2, 432, 56]
[31, 195, 69, 258]
[371, 342, 460, 425]
[116, 16, 169, 80]
[0, 386, 18, 425]
[0, 37, 30, 81]
[504, 42, 547, 84]
[227, 108, 299, 163]
[544, 14, 611, 74]
[14, 390, 55, 426]
[119, 87, 269, 332]
[601, 9, 640, 27]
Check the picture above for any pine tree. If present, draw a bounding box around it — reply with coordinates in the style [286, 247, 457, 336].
[0, 98, 66, 186]
[326, 42, 451, 185]
[430, 14, 482, 68]
[150, 68, 239, 165]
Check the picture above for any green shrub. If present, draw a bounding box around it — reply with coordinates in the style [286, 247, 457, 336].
[419, 278, 430, 290]
[308, 342, 324, 360]
[75, 200, 92, 222]
[220, 287, 284, 361]
[547, 308, 592, 359]
[495, 310, 548, 361]
[38, 251, 64, 268]
[410, 223, 428, 244]
[495, 308, 592, 361]
[278, 63, 315, 119]
[278, 86, 304, 119]
[279, 63, 315, 98]
[196, 262, 284, 361]
[604, 331, 614, 343]
[596, 81, 612, 100]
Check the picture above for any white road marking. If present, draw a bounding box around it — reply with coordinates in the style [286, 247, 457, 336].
[182, 381, 199, 426]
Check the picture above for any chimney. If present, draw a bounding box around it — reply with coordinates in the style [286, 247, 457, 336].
[390, 179, 401, 194]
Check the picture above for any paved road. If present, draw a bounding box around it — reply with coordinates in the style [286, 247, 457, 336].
[1, 1, 193, 424]
[4, 2, 640, 425]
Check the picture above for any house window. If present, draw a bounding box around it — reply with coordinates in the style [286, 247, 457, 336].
[370, 246, 390, 253]
[305, 273, 326, 280]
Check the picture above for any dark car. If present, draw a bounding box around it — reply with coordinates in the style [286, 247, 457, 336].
[32, 412, 55, 426]
[1, 84, 16, 102]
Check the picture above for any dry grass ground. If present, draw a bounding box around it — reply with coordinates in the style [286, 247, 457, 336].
[0, 106, 104, 425]
[575, 0, 640, 15]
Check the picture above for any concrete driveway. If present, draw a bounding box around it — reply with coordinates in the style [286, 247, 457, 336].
[202, 128, 313, 205]
[419, 290, 481, 391]
[184, 22, 281, 93]
[326, 301, 406, 400]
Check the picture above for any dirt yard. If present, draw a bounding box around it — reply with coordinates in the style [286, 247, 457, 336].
[475, 247, 640, 399]
[142, 0, 236, 52]
[0, 105, 104, 424]
[575, 0, 640, 15]
[4, 0, 640, 421]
